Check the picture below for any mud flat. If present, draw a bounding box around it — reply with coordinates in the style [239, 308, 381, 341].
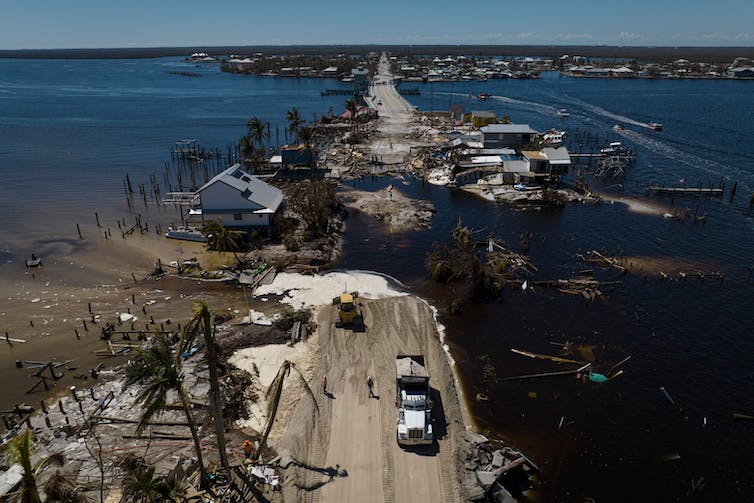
[341, 186, 435, 232]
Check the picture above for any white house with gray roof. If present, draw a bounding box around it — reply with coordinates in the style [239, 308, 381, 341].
[197, 164, 283, 235]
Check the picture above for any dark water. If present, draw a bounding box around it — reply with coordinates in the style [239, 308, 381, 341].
[2, 59, 753, 501]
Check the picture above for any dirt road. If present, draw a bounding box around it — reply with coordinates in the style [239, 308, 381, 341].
[279, 296, 466, 502]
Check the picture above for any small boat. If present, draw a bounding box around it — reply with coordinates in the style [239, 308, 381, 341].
[514, 183, 543, 192]
[557, 108, 570, 118]
[25, 254, 42, 267]
[164, 226, 205, 242]
[478, 92, 491, 101]
[543, 129, 567, 146]
[613, 124, 624, 131]
[600, 141, 625, 155]
[648, 122, 663, 131]
[426, 168, 451, 186]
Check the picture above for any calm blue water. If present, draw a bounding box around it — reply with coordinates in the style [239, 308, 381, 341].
[2, 59, 753, 501]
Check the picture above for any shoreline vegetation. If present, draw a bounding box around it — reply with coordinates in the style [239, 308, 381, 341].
[0, 50, 745, 501]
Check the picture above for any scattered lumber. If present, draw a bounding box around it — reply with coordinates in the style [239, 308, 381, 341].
[733, 413, 754, 421]
[510, 348, 587, 366]
[495, 363, 591, 382]
[579, 250, 627, 274]
[92, 415, 189, 426]
[122, 434, 191, 440]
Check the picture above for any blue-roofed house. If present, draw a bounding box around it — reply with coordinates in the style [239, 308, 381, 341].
[197, 164, 283, 236]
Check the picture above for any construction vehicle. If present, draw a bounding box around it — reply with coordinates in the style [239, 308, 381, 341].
[395, 355, 433, 445]
[332, 291, 362, 327]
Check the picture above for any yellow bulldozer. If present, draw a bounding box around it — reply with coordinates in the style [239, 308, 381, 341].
[332, 291, 362, 328]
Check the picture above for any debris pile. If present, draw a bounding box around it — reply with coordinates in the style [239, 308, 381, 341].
[461, 432, 537, 502]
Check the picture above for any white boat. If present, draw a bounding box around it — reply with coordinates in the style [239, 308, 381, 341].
[426, 168, 451, 186]
[613, 124, 624, 131]
[600, 141, 625, 155]
[25, 254, 42, 267]
[557, 108, 570, 118]
[543, 129, 567, 146]
[648, 122, 663, 131]
[164, 226, 205, 242]
[514, 183, 542, 192]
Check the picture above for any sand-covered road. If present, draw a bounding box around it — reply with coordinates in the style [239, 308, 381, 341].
[267, 288, 468, 502]
[315, 296, 462, 503]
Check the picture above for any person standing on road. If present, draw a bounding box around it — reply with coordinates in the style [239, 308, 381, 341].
[322, 374, 328, 395]
[367, 375, 375, 398]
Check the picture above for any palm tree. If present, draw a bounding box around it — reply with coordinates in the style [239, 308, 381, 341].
[285, 107, 304, 144]
[123, 335, 209, 490]
[5, 431, 64, 503]
[297, 126, 315, 167]
[345, 99, 358, 133]
[238, 136, 255, 161]
[257, 360, 319, 458]
[201, 218, 245, 266]
[121, 464, 160, 503]
[183, 300, 229, 472]
[246, 116, 270, 148]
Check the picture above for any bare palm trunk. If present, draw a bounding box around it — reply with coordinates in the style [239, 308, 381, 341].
[180, 388, 209, 490]
[206, 333, 229, 471]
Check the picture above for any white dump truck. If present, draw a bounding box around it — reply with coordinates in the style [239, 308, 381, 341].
[395, 355, 433, 445]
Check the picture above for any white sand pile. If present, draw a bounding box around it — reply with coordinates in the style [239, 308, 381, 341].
[228, 341, 317, 435]
[254, 271, 407, 310]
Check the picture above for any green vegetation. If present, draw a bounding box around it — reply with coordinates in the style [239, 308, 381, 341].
[123, 335, 209, 490]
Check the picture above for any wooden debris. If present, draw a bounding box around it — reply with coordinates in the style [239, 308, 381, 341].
[495, 363, 592, 382]
[733, 412, 754, 421]
[580, 250, 627, 273]
[510, 348, 587, 366]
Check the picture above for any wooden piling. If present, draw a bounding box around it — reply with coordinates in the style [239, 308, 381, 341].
[76, 224, 83, 239]
[95, 212, 100, 227]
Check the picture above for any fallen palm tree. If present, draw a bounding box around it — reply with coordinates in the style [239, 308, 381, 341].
[577, 249, 627, 274]
[426, 222, 537, 300]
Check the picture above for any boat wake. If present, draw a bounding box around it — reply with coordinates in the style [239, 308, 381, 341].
[564, 97, 647, 128]
[489, 94, 561, 116]
[616, 128, 751, 191]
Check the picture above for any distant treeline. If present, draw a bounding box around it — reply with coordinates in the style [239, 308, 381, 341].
[2, 45, 754, 63]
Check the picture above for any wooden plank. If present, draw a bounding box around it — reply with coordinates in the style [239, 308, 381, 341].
[510, 348, 586, 365]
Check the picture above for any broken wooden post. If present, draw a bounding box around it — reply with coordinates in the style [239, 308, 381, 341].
[660, 386, 675, 405]
[76, 224, 83, 239]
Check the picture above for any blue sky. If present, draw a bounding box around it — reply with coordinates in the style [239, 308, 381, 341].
[1, 0, 753, 49]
